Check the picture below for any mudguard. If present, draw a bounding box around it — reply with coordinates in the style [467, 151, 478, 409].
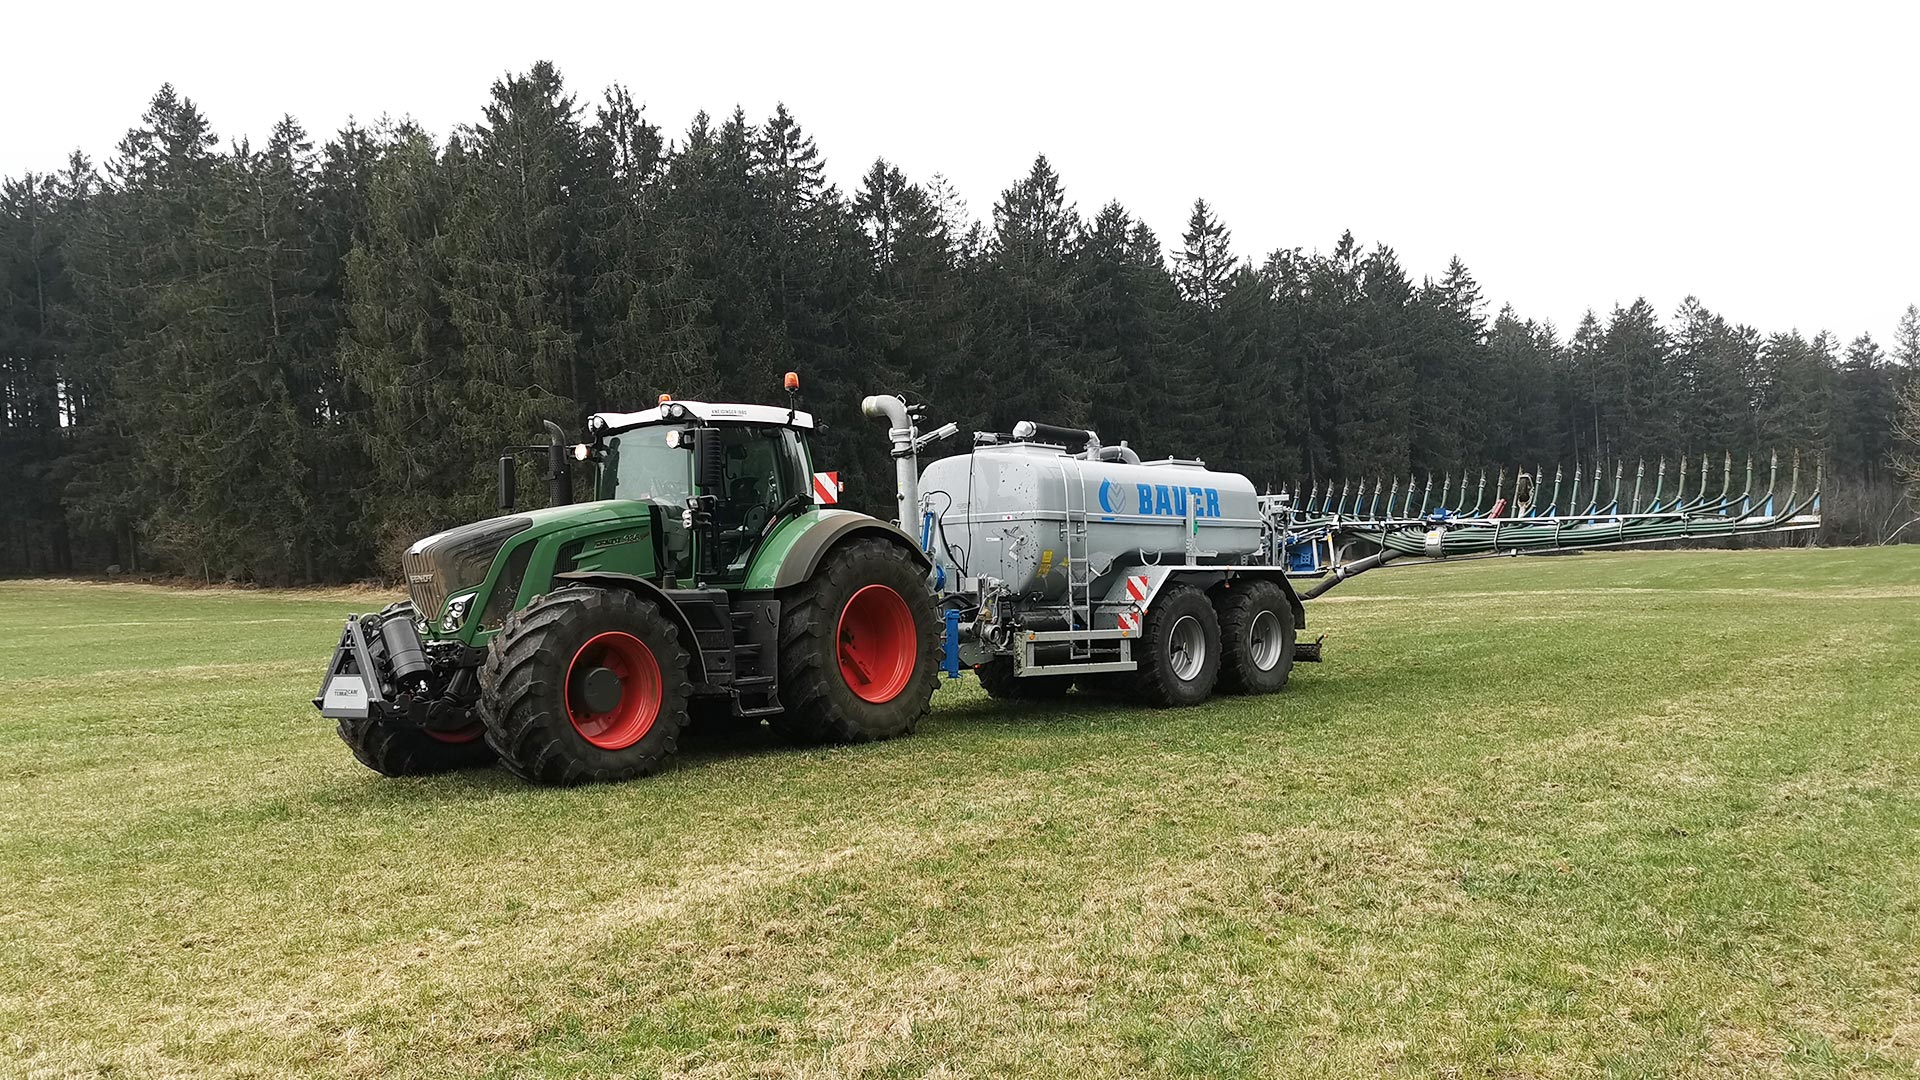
[549, 571, 711, 683]
[763, 512, 930, 591]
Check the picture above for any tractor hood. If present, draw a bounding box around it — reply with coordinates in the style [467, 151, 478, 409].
[400, 501, 645, 625]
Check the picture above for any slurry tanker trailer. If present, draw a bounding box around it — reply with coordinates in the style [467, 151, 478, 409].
[314, 377, 1821, 784]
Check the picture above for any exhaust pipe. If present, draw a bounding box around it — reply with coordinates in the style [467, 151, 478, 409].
[862, 394, 919, 529]
[542, 420, 571, 507]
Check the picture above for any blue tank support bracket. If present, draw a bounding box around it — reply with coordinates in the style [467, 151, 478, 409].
[942, 608, 962, 679]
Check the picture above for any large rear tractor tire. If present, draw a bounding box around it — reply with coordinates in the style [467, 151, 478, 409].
[336, 714, 495, 777]
[1136, 585, 1221, 707]
[1216, 580, 1297, 694]
[769, 538, 939, 744]
[479, 587, 692, 785]
[976, 658, 1074, 700]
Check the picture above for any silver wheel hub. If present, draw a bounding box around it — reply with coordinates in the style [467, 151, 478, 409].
[1168, 614, 1206, 681]
[1247, 609, 1284, 671]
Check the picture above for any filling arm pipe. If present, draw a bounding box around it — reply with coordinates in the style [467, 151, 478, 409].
[862, 394, 919, 530]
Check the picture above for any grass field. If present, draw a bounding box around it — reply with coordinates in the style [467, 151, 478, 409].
[2, 548, 1917, 1078]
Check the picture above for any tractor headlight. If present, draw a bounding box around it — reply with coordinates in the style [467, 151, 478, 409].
[442, 592, 478, 633]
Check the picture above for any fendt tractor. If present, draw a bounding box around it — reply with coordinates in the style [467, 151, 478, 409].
[316, 376, 1822, 785]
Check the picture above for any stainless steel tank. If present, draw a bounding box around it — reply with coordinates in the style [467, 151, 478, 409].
[917, 443, 1263, 599]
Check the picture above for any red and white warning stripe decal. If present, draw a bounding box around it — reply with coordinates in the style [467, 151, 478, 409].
[1124, 574, 1150, 603]
[1116, 609, 1141, 635]
[811, 471, 840, 505]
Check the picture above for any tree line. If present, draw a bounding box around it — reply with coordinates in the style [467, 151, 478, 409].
[3, 62, 1917, 583]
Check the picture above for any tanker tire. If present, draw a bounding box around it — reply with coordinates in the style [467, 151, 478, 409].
[479, 587, 691, 785]
[1216, 580, 1296, 694]
[977, 658, 1074, 699]
[770, 538, 939, 745]
[1136, 586, 1221, 707]
[335, 713, 495, 777]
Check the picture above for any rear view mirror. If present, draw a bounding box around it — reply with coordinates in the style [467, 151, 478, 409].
[497, 455, 517, 510]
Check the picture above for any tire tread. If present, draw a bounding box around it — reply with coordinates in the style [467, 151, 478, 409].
[1134, 585, 1221, 707]
[768, 539, 939, 744]
[478, 588, 691, 785]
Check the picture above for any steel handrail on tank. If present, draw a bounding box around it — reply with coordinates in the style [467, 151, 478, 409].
[1280, 452, 1821, 600]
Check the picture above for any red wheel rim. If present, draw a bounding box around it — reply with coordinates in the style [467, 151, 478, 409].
[565, 631, 663, 750]
[426, 724, 484, 744]
[836, 584, 917, 704]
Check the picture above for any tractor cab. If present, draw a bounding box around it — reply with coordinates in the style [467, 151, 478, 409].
[587, 397, 818, 587]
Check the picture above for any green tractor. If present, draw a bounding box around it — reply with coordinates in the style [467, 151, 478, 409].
[314, 380, 941, 784]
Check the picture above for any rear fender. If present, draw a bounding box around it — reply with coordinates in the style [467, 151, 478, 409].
[1102, 566, 1306, 629]
[755, 512, 931, 591]
[1213, 569, 1307, 630]
[549, 571, 709, 683]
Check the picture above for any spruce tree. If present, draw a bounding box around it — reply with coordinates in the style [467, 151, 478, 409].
[1172, 199, 1243, 467]
[1893, 304, 1920, 383]
[1754, 331, 1835, 459]
[339, 124, 476, 557]
[0, 171, 75, 570]
[1409, 256, 1490, 471]
[1074, 201, 1183, 457]
[578, 84, 674, 412]
[1333, 238, 1415, 480]
[1485, 306, 1562, 468]
[854, 158, 969, 406]
[1172, 199, 1235, 310]
[1671, 297, 1755, 457]
[64, 85, 222, 575]
[442, 62, 587, 422]
[973, 155, 1085, 431]
[1833, 334, 1894, 481]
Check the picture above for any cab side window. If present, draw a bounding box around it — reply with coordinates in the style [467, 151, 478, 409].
[719, 426, 791, 515]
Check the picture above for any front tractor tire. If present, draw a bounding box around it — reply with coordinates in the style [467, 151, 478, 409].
[1136, 585, 1222, 707]
[1216, 580, 1297, 694]
[336, 714, 495, 777]
[770, 538, 940, 745]
[479, 587, 692, 785]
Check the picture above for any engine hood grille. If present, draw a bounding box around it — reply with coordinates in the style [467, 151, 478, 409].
[401, 515, 533, 621]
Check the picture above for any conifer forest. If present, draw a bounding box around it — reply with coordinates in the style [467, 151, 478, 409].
[3, 63, 1916, 583]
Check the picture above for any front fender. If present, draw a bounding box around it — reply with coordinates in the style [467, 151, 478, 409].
[549, 572, 709, 683]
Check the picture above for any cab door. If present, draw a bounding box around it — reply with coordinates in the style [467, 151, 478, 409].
[698, 424, 810, 586]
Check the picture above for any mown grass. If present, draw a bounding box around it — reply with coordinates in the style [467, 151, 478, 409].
[1, 547, 1917, 1078]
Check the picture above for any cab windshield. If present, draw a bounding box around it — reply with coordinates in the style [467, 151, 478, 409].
[601, 429, 692, 507]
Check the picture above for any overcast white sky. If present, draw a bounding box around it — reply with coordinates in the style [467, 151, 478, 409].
[6, 0, 1915, 346]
